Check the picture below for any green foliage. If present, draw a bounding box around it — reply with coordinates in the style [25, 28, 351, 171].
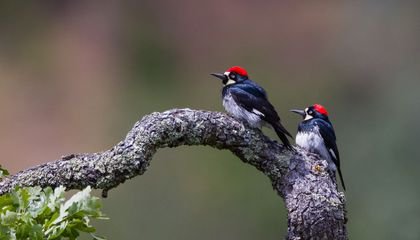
[0, 165, 9, 179]
[0, 185, 107, 240]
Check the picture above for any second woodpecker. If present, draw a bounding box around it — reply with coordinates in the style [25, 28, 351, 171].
[290, 104, 346, 190]
[211, 66, 292, 149]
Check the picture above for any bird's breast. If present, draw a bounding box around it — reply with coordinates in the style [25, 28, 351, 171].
[296, 130, 330, 161]
[296, 131, 321, 150]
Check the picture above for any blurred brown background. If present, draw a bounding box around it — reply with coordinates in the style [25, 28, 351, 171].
[1, 1, 419, 239]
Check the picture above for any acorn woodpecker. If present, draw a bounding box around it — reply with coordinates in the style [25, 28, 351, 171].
[290, 104, 346, 190]
[211, 66, 293, 149]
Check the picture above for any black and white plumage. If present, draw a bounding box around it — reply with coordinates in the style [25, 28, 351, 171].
[211, 66, 293, 149]
[291, 104, 346, 190]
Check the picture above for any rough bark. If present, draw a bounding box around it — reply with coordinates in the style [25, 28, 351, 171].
[0, 108, 347, 239]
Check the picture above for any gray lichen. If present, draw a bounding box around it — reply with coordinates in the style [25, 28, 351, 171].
[0, 108, 347, 239]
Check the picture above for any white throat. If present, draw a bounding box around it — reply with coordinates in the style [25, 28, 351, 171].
[225, 79, 236, 85]
[304, 115, 313, 121]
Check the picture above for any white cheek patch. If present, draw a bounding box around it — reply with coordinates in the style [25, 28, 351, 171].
[226, 79, 236, 85]
[304, 115, 313, 121]
[252, 109, 265, 117]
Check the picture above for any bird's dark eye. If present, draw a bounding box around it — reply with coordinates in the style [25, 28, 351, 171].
[308, 110, 313, 115]
[229, 73, 236, 79]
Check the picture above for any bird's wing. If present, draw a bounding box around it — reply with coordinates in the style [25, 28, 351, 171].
[314, 119, 346, 190]
[229, 85, 280, 124]
[315, 119, 340, 165]
[228, 84, 293, 147]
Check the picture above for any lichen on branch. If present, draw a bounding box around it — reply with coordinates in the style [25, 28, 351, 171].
[0, 108, 347, 239]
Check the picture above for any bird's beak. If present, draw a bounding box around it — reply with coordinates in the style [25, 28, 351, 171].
[290, 109, 306, 117]
[210, 73, 228, 81]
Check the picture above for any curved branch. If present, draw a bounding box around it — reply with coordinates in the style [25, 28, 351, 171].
[0, 108, 347, 239]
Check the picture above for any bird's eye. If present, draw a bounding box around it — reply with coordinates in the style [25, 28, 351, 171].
[308, 110, 313, 115]
[229, 73, 236, 80]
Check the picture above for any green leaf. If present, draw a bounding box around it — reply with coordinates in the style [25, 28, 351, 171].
[0, 165, 9, 178]
[0, 185, 107, 239]
[0, 194, 14, 210]
[1, 210, 17, 225]
[28, 224, 44, 240]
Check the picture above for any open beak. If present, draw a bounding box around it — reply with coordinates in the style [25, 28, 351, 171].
[290, 109, 306, 117]
[210, 73, 228, 81]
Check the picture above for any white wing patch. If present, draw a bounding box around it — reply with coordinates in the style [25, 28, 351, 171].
[329, 148, 337, 160]
[252, 108, 265, 117]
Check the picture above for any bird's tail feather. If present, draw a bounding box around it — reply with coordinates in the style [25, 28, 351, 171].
[273, 122, 293, 150]
[337, 168, 346, 191]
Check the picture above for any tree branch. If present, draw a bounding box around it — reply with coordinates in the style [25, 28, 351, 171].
[0, 108, 347, 239]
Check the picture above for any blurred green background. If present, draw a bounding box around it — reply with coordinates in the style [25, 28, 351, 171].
[1, 1, 419, 239]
